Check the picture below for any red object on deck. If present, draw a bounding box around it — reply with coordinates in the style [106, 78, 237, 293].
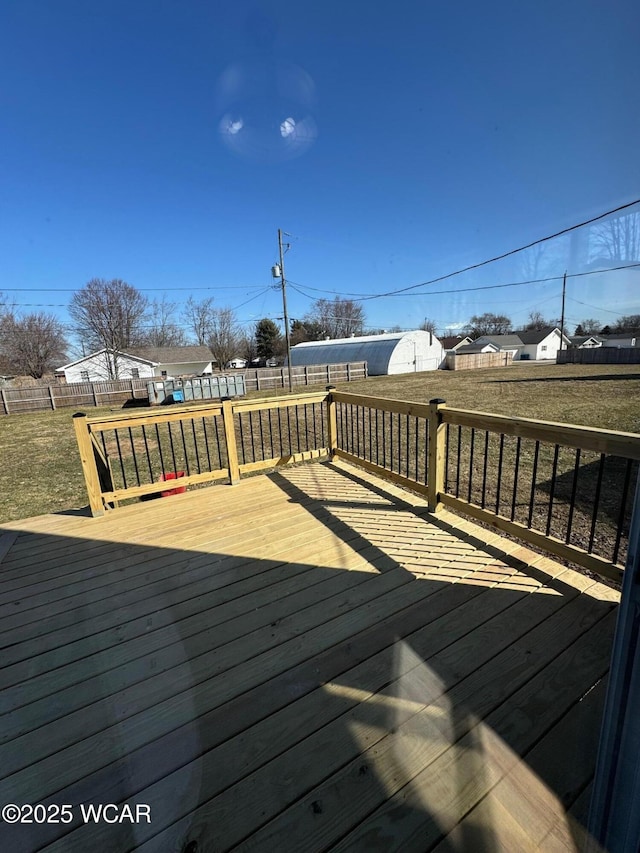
[159, 471, 186, 497]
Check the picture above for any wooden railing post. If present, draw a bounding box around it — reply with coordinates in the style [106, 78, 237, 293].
[326, 386, 338, 458]
[222, 399, 241, 484]
[73, 413, 105, 516]
[428, 398, 447, 513]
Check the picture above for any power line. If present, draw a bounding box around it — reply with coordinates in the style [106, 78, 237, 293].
[287, 261, 640, 303]
[0, 285, 267, 293]
[357, 199, 640, 301]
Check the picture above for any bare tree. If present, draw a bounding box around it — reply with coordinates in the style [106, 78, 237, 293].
[589, 211, 640, 263]
[138, 297, 186, 347]
[69, 279, 148, 378]
[305, 297, 365, 338]
[579, 318, 602, 334]
[184, 296, 216, 346]
[614, 314, 640, 334]
[208, 307, 240, 369]
[523, 311, 549, 331]
[419, 318, 438, 335]
[0, 312, 68, 378]
[466, 313, 513, 337]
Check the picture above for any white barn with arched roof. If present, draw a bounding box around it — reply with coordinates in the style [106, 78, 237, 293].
[289, 330, 444, 375]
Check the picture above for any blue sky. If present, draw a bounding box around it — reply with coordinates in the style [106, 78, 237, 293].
[1, 0, 639, 349]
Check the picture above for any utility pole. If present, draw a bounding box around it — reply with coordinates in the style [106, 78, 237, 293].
[560, 270, 567, 350]
[278, 228, 294, 392]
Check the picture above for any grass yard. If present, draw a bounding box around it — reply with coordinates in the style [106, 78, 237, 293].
[0, 362, 638, 523]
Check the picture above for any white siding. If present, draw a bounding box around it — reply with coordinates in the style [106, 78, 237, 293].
[522, 330, 564, 360]
[63, 352, 154, 382]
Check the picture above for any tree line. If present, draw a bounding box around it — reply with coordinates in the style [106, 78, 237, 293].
[1, 279, 639, 379]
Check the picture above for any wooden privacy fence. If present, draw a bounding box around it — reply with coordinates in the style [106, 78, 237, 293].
[557, 348, 640, 365]
[0, 362, 367, 415]
[74, 389, 640, 581]
[445, 351, 513, 370]
[239, 362, 367, 392]
[0, 378, 150, 415]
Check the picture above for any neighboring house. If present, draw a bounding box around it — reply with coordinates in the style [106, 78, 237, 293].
[569, 335, 604, 349]
[289, 330, 445, 374]
[472, 327, 570, 360]
[453, 341, 501, 355]
[602, 335, 639, 348]
[517, 327, 571, 360]
[227, 358, 248, 369]
[56, 346, 214, 383]
[440, 335, 473, 351]
[471, 334, 525, 360]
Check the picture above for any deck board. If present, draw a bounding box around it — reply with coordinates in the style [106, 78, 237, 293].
[0, 459, 619, 852]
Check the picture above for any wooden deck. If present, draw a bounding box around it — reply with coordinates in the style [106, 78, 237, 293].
[0, 460, 619, 852]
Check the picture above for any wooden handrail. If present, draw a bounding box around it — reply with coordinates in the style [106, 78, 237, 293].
[442, 407, 640, 460]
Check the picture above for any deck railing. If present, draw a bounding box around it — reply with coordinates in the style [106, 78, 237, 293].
[331, 392, 640, 582]
[73, 391, 328, 515]
[74, 389, 640, 581]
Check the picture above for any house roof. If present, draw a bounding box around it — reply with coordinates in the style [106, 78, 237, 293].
[570, 335, 604, 346]
[440, 335, 472, 350]
[517, 327, 563, 345]
[57, 348, 156, 371]
[126, 346, 213, 364]
[475, 334, 525, 348]
[455, 342, 499, 354]
[57, 345, 214, 371]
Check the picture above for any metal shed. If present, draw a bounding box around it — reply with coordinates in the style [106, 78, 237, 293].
[288, 330, 445, 375]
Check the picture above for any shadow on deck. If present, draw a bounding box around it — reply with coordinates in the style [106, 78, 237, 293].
[0, 460, 619, 852]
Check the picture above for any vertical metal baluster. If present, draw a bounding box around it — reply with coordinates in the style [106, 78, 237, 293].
[312, 403, 317, 449]
[286, 405, 292, 454]
[114, 430, 127, 489]
[237, 414, 246, 464]
[190, 420, 201, 473]
[495, 433, 505, 514]
[213, 415, 223, 468]
[528, 440, 540, 528]
[142, 425, 154, 480]
[155, 423, 166, 475]
[178, 420, 190, 475]
[405, 413, 409, 478]
[545, 444, 560, 536]
[277, 407, 284, 457]
[304, 404, 309, 451]
[481, 431, 489, 508]
[564, 447, 581, 543]
[444, 423, 450, 492]
[294, 405, 301, 453]
[424, 419, 428, 484]
[167, 422, 178, 474]
[612, 459, 634, 565]
[510, 436, 521, 521]
[455, 425, 462, 498]
[382, 411, 387, 469]
[247, 411, 255, 462]
[259, 410, 266, 460]
[128, 427, 141, 485]
[468, 428, 475, 503]
[588, 454, 606, 553]
[202, 418, 212, 471]
[268, 409, 275, 458]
